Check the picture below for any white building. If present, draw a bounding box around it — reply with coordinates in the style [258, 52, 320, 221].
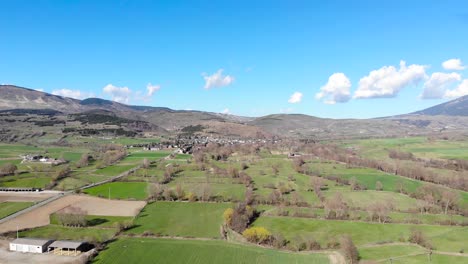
[9, 238, 53, 253]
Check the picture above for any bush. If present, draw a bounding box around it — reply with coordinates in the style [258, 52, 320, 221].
[242, 227, 272, 244]
[409, 229, 433, 249]
[223, 208, 234, 226]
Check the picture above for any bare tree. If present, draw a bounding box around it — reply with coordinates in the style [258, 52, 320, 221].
[340, 235, 359, 264]
[0, 163, 17, 176]
[57, 206, 87, 227]
[441, 190, 460, 214]
[375, 181, 383, 191]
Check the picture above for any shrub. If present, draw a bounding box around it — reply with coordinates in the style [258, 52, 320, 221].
[223, 208, 234, 226]
[242, 227, 272, 244]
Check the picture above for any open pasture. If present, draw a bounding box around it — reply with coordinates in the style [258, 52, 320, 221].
[92, 237, 329, 264]
[126, 201, 230, 238]
[84, 182, 148, 200]
[0, 202, 33, 219]
[253, 216, 468, 252]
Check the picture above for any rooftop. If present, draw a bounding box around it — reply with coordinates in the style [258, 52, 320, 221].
[11, 238, 52, 246]
[49, 240, 85, 249]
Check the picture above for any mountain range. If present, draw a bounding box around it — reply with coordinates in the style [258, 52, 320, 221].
[1, 84, 468, 141]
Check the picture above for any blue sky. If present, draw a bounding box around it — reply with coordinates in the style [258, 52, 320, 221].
[1, 0, 467, 118]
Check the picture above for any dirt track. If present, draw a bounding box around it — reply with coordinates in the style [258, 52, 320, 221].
[0, 194, 146, 233]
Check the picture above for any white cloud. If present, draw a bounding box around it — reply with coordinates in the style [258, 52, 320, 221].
[316, 73, 351, 104]
[221, 108, 231, 114]
[442, 58, 465, 71]
[52, 88, 93, 100]
[202, 69, 234, 89]
[444, 79, 468, 98]
[354, 61, 427, 99]
[420, 72, 461, 99]
[146, 83, 161, 96]
[34, 88, 44, 92]
[103, 84, 131, 103]
[288, 92, 303, 103]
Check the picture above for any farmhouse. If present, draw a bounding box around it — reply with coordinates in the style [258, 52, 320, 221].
[9, 238, 53, 253]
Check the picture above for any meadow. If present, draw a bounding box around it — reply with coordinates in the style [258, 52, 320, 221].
[92, 237, 329, 264]
[253, 216, 468, 252]
[0, 202, 33, 219]
[84, 182, 149, 200]
[126, 201, 231, 238]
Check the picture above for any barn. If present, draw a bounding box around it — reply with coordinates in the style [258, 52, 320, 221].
[9, 238, 53, 253]
[48, 240, 88, 256]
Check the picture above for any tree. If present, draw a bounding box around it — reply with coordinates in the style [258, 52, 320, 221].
[441, 190, 460, 214]
[340, 235, 359, 264]
[311, 177, 325, 202]
[142, 158, 150, 169]
[324, 193, 348, 219]
[349, 177, 358, 191]
[0, 163, 17, 176]
[367, 201, 391, 223]
[57, 206, 87, 227]
[148, 183, 165, 200]
[76, 153, 90, 168]
[375, 181, 383, 191]
[230, 202, 254, 233]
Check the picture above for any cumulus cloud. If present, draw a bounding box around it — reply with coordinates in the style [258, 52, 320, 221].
[202, 69, 234, 89]
[221, 108, 231, 114]
[353, 61, 427, 99]
[420, 72, 461, 99]
[442, 59, 465, 71]
[52, 88, 93, 100]
[103, 84, 131, 103]
[288, 92, 303, 103]
[316, 73, 351, 104]
[146, 83, 161, 96]
[445, 79, 468, 98]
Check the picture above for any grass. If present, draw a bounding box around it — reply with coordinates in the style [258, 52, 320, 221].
[253, 216, 468, 252]
[324, 189, 420, 211]
[126, 201, 231, 238]
[50, 214, 134, 228]
[359, 244, 426, 261]
[19, 225, 117, 243]
[0, 177, 51, 188]
[92, 237, 329, 264]
[95, 164, 136, 177]
[84, 182, 149, 200]
[390, 254, 468, 264]
[0, 202, 33, 219]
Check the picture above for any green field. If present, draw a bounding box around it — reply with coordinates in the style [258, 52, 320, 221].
[253, 216, 468, 252]
[50, 214, 133, 228]
[84, 182, 149, 200]
[95, 164, 136, 177]
[126, 201, 231, 238]
[324, 189, 420, 211]
[0, 202, 33, 219]
[19, 225, 117, 243]
[359, 244, 426, 261]
[93, 238, 329, 264]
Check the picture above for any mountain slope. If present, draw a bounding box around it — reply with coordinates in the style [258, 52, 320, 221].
[411, 95, 468, 116]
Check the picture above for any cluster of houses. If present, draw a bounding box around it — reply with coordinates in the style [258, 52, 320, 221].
[9, 238, 90, 256]
[128, 135, 283, 154]
[20, 154, 66, 165]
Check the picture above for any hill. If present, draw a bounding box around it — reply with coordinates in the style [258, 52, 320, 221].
[2, 84, 468, 140]
[411, 95, 468, 116]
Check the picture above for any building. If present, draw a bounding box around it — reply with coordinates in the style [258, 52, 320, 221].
[9, 238, 53, 253]
[48, 240, 88, 256]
